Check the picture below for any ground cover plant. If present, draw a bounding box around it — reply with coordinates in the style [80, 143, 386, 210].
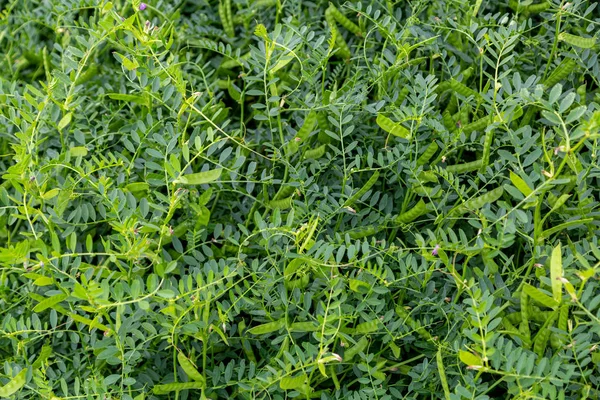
[1, 0, 600, 398]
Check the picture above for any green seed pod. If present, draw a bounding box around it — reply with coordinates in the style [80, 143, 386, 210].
[413, 185, 442, 198]
[504, 312, 522, 325]
[177, 353, 205, 382]
[533, 310, 558, 357]
[558, 305, 569, 331]
[417, 170, 438, 183]
[446, 159, 483, 174]
[274, 185, 296, 201]
[577, 83, 586, 105]
[287, 111, 318, 155]
[450, 79, 481, 101]
[396, 199, 428, 224]
[327, 5, 362, 36]
[376, 114, 411, 139]
[452, 186, 504, 215]
[254, 0, 277, 7]
[328, 24, 351, 59]
[395, 305, 433, 340]
[394, 87, 410, 106]
[462, 66, 475, 80]
[344, 335, 368, 361]
[247, 318, 286, 335]
[442, 109, 456, 131]
[344, 170, 380, 207]
[445, 94, 458, 114]
[525, 1, 550, 14]
[462, 115, 492, 134]
[316, 110, 328, 131]
[481, 130, 494, 172]
[559, 32, 596, 49]
[346, 225, 380, 239]
[417, 142, 439, 166]
[543, 58, 578, 89]
[436, 80, 452, 94]
[520, 289, 531, 343]
[354, 319, 380, 334]
[153, 382, 205, 395]
[304, 144, 327, 159]
[266, 196, 293, 210]
[549, 333, 562, 349]
[290, 321, 319, 332]
[218, 0, 235, 38]
[0, 369, 27, 398]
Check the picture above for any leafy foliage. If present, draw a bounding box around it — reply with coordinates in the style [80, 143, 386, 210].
[1, 0, 600, 399]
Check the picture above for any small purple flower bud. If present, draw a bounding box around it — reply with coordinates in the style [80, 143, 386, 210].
[432, 244, 440, 257]
[139, 3, 147, 11]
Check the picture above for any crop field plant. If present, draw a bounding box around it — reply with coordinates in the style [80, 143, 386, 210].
[1, 0, 600, 398]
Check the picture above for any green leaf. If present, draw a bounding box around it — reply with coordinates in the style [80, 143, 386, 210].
[114, 51, 139, 70]
[510, 171, 533, 196]
[33, 293, 68, 313]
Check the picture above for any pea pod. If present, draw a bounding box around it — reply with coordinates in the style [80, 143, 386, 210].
[446, 159, 483, 174]
[442, 109, 455, 131]
[416, 142, 439, 166]
[344, 335, 368, 361]
[326, 5, 362, 36]
[290, 322, 319, 332]
[274, 185, 296, 200]
[354, 319, 380, 334]
[449, 79, 481, 101]
[481, 130, 494, 172]
[330, 24, 351, 59]
[247, 318, 286, 335]
[266, 196, 293, 210]
[543, 58, 577, 88]
[0, 369, 27, 398]
[343, 170, 380, 207]
[304, 144, 327, 159]
[346, 225, 380, 239]
[452, 186, 504, 215]
[32, 345, 53, 369]
[462, 115, 492, 134]
[519, 289, 531, 346]
[396, 199, 428, 224]
[395, 305, 433, 340]
[559, 33, 596, 49]
[376, 114, 411, 139]
[317, 110, 332, 143]
[280, 374, 308, 390]
[533, 310, 558, 357]
[153, 382, 205, 395]
[177, 353, 205, 383]
[417, 170, 438, 183]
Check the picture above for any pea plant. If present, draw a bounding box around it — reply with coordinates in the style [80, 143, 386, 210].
[1, 0, 599, 399]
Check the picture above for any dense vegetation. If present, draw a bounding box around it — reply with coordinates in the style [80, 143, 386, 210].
[1, 0, 600, 398]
